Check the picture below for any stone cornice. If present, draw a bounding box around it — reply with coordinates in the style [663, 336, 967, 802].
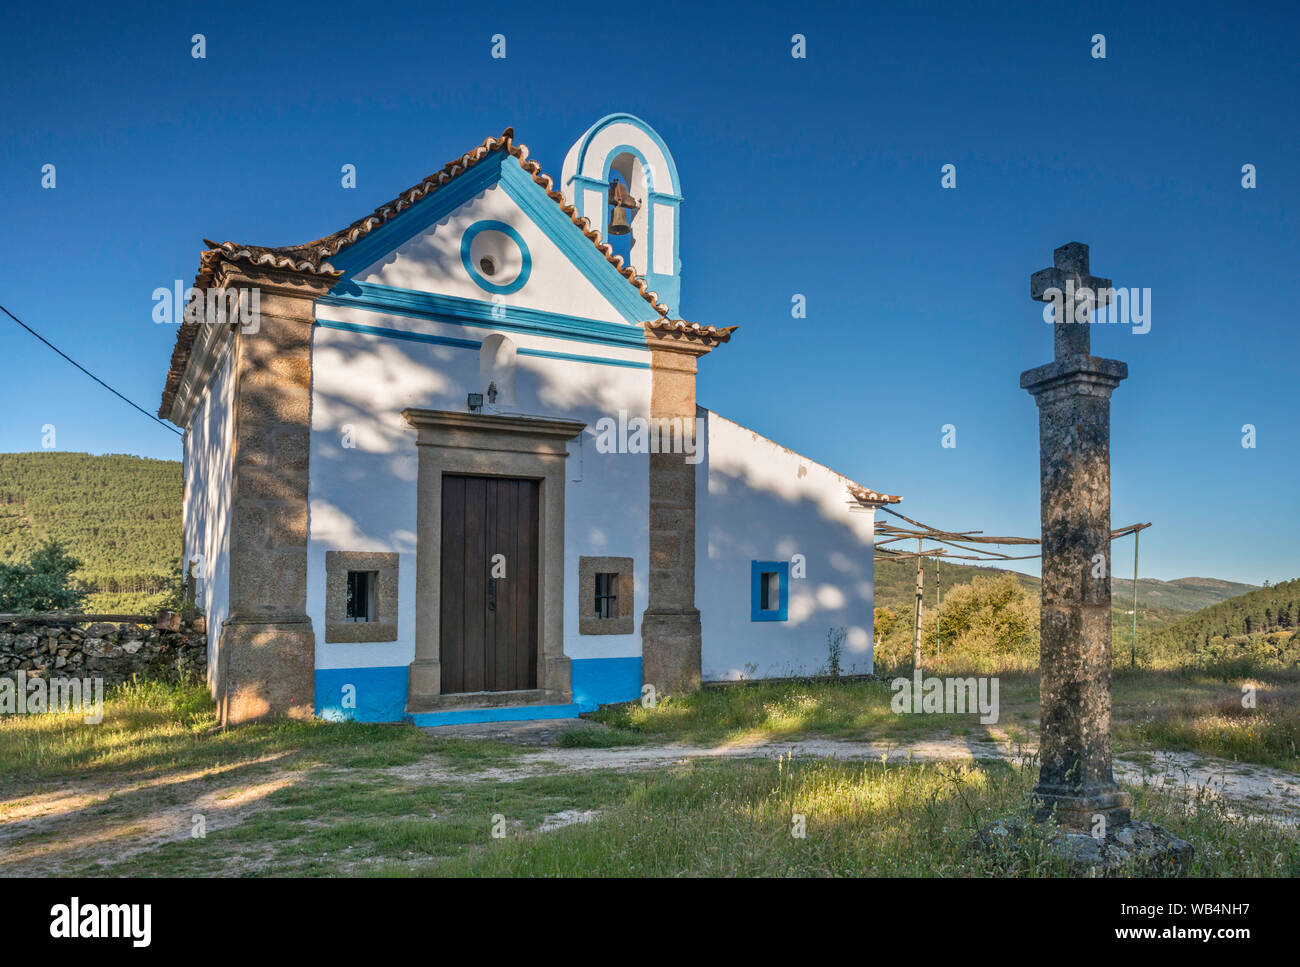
[402, 408, 587, 455]
[160, 251, 340, 422]
[208, 257, 340, 300]
[1020, 354, 1128, 401]
[643, 320, 736, 357]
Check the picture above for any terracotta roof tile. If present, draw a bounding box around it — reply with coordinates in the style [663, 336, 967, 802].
[847, 484, 903, 506]
[200, 128, 671, 312]
[643, 318, 737, 344]
[160, 127, 685, 419]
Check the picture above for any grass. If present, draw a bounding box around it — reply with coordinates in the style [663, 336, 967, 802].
[555, 725, 647, 748]
[0, 677, 521, 788]
[88, 751, 1300, 878]
[5, 676, 1300, 877]
[427, 756, 1300, 878]
[582, 668, 1300, 773]
[97, 769, 644, 877]
[587, 675, 1040, 746]
[1113, 667, 1300, 771]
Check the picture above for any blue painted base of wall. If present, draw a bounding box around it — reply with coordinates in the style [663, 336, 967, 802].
[571, 656, 641, 711]
[314, 656, 642, 726]
[316, 666, 410, 723]
[409, 703, 582, 727]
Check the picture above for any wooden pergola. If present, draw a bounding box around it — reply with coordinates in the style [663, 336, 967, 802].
[852, 501, 1152, 667]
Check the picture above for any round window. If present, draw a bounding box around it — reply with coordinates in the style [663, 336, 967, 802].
[461, 221, 531, 294]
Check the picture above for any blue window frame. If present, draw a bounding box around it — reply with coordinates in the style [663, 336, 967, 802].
[751, 561, 789, 621]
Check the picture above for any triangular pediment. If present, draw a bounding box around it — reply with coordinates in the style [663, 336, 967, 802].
[325, 150, 661, 325]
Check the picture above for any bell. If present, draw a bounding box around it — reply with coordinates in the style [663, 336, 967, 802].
[608, 204, 631, 236]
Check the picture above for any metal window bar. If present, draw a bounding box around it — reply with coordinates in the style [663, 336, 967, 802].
[594, 572, 617, 619]
[346, 571, 376, 623]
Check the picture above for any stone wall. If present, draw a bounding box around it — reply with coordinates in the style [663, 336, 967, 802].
[0, 620, 207, 687]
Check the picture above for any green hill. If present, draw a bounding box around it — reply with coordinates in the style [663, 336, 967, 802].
[0, 452, 182, 614]
[874, 557, 1257, 662]
[875, 559, 1252, 617]
[1145, 577, 1300, 665]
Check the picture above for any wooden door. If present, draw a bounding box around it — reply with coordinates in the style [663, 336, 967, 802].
[439, 474, 540, 694]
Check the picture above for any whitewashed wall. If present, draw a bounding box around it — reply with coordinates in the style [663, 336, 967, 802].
[307, 306, 652, 677]
[182, 342, 234, 686]
[695, 409, 878, 681]
[352, 184, 630, 324]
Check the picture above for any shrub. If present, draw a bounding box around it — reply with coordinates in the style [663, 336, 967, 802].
[0, 539, 87, 614]
[876, 574, 1039, 673]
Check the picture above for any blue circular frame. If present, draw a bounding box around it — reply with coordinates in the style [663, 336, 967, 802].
[460, 220, 531, 295]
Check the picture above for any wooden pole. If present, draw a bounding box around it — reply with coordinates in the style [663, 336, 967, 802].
[1130, 528, 1140, 669]
[935, 557, 942, 660]
[183, 558, 197, 624]
[913, 539, 924, 669]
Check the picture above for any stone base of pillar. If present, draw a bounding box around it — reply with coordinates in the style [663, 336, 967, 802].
[641, 609, 701, 697]
[1033, 783, 1132, 830]
[217, 614, 315, 726]
[407, 658, 442, 700]
[542, 653, 572, 698]
[973, 816, 1193, 877]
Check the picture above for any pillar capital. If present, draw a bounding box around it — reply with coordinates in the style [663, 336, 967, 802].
[1021, 355, 1127, 403]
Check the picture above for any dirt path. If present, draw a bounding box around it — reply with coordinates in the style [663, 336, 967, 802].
[419, 720, 1300, 826]
[3, 726, 1296, 876]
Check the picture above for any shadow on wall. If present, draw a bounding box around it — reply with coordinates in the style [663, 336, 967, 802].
[307, 322, 650, 551]
[185, 346, 234, 695]
[697, 413, 877, 681]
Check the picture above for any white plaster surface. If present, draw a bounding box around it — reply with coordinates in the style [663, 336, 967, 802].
[353, 184, 635, 325]
[696, 409, 879, 681]
[182, 343, 234, 684]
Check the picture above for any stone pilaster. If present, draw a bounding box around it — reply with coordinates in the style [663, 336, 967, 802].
[1022, 354, 1130, 830]
[641, 332, 711, 697]
[214, 262, 334, 726]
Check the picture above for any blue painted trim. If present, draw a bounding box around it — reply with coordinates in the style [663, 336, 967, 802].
[317, 316, 647, 370]
[571, 656, 642, 711]
[329, 152, 508, 279]
[323, 147, 658, 325]
[751, 561, 790, 622]
[495, 160, 660, 323]
[410, 704, 581, 727]
[314, 658, 643, 724]
[517, 347, 650, 370]
[319, 281, 653, 352]
[460, 219, 532, 295]
[604, 144, 657, 191]
[601, 143, 654, 243]
[569, 113, 682, 198]
[570, 174, 606, 222]
[316, 666, 410, 723]
[315, 318, 481, 351]
[565, 115, 683, 316]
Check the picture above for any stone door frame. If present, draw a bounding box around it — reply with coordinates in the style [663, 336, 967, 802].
[402, 408, 585, 712]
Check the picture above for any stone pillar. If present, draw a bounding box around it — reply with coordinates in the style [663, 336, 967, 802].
[641, 327, 717, 697]
[1022, 356, 1129, 829]
[214, 261, 334, 726]
[1023, 242, 1129, 830]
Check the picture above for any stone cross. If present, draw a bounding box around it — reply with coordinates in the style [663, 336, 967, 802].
[1030, 241, 1112, 360]
[1021, 242, 1131, 831]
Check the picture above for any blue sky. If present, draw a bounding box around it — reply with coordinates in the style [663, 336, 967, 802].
[0, 1, 1296, 585]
